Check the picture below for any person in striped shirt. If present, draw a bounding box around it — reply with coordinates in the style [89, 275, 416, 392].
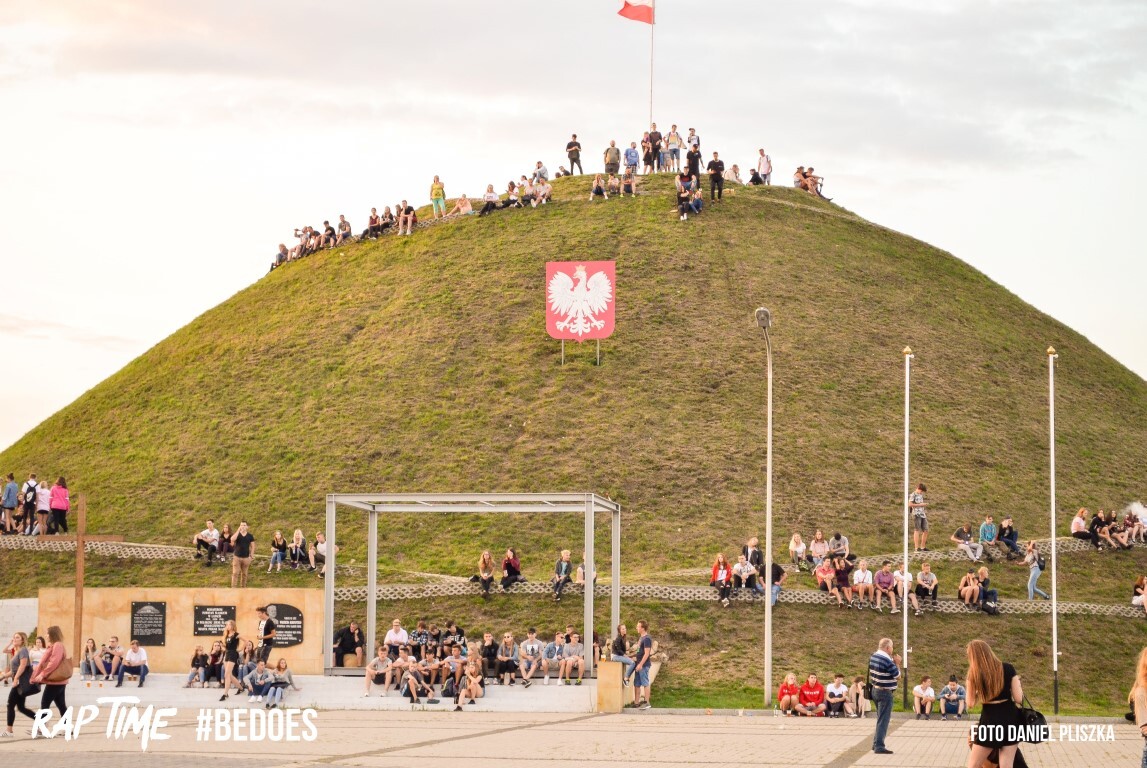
[868, 637, 901, 755]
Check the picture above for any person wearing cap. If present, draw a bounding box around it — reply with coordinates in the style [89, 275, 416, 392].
[939, 674, 966, 719]
[795, 672, 826, 716]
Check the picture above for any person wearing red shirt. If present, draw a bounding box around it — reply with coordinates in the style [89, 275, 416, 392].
[777, 672, 800, 716]
[710, 553, 733, 607]
[796, 672, 827, 716]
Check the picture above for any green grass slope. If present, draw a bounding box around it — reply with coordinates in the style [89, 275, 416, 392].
[2, 175, 1144, 573]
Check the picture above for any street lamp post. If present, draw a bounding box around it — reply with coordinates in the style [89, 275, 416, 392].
[1048, 346, 1059, 714]
[756, 308, 774, 707]
[902, 347, 913, 710]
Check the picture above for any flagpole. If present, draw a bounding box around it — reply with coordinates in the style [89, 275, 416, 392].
[648, 12, 654, 126]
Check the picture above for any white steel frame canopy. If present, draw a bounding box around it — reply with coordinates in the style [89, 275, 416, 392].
[323, 493, 622, 676]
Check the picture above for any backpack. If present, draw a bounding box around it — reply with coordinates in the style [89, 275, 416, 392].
[23, 482, 37, 508]
[982, 601, 1000, 616]
[1035, 553, 1046, 571]
[442, 677, 456, 699]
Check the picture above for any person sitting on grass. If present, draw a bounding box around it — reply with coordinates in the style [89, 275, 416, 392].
[951, 522, 985, 562]
[1133, 575, 1147, 617]
[958, 569, 981, 609]
[1124, 507, 1146, 543]
[789, 532, 808, 569]
[997, 516, 1022, 558]
[287, 529, 307, 570]
[851, 559, 874, 607]
[589, 174, 609, 201]
[711, 552, 733, 605]
[476, 550, 496, 597]
[500, 181, 522, 209]
[978, 515, 1000, 561]
[676, 177, 692, 221]
[447, 194, 473, 216]
[808, 529, 830, 568]
[873, 561, 898, 614]
[562, 633, 585, 685]
[552, 549, 574, 602]
[271, 244, 289, 271]
[913, 676, 936, 720]
[826, 673, 853, 717]
[193, 520, 220, 566]
[778, 672, 800, 716]
[534, 179, 553, 206]
[335, 214, 353, 245]
[607, 173, 621, 196]
[1095, 509, 1132, 550]
[622, 168, 638, 197]
[478, 184, 501, 216]
[976, 566, 999, 609]
[828, 532, 857, 563]
[309, 532, 338, 576]
[795, 672, 827, 716]
[939, 674, 966, 720]
[689, 188, 704, 215]
[829, 556, 854, 608]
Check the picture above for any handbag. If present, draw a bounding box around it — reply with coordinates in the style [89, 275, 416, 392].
[45, 655, 74, 683]
[863, 668, 874, 701]
[1017, 694, 1048, 743]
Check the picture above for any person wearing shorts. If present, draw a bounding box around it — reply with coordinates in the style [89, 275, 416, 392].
[429, 176, 447, 219]
[230, 521, 255, 588]
[910, 483, 928, 551]
[604, 140, 621, 175]
[632, 620, 653, 709]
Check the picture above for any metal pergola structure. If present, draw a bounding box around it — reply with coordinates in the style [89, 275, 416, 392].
[323, 493, 622, 676]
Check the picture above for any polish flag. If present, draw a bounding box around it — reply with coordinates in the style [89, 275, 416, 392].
[618, 0, 654, 25]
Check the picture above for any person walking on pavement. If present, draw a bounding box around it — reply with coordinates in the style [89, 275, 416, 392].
[868, 636, 901, 754]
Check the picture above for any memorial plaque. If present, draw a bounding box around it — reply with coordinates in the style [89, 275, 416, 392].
[193, 605, 235, 636]
[266, 603, 303, 647]
[130, 601, 166, 646]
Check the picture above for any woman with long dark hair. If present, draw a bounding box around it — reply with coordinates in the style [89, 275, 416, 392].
[220, 620, 241, 701]
[48, 477, 69, 534]
[1, 632, 37, 737]
[30, 625, 69, 719]
[965, 639, 1022, 768]
[500, 548, 522, 592]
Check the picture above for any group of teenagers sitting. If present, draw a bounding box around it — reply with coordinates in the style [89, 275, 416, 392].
[1070, 506, 1145, 551]
[777, 672, 967, 720]
[471, 548, 593, 602]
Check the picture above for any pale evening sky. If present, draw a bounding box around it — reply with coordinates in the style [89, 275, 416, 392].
[0, 0, 1144, 451]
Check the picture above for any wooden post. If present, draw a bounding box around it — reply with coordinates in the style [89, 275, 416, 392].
[74, 494, 86, 661]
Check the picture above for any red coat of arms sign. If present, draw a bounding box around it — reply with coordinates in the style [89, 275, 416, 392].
[546, 261, 616, 342]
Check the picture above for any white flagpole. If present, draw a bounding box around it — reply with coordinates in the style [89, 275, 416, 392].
[648, 9, 655, 126]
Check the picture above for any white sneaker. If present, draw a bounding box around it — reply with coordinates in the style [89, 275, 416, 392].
[256, 696, 262, 702]
[247, 695, 255, 702]
[363, 692, 371, 697]
[0, 731, 13, 737]
[543, 676, 549, 685]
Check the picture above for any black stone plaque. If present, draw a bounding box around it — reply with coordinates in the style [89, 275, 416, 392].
[130, 601, 166, 647]
[266, 603, 303, 647]
[193, 605, 235, 636]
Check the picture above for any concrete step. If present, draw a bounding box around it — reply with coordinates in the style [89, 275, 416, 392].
[53, 673, 596, 713]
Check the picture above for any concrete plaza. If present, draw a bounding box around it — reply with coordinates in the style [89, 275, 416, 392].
[0, 708, 1138, 767]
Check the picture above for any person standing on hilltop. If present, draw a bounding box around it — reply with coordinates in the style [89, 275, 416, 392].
[624, 142, 640, 176]
[648, 123, 663, 172]
[706, 151, 726, 201]
[566, 134, 583, 175]
[665, 125, 683, 172]
[429, 176, 447, 220]
[757, 148, 772, 185]
[604, 140, 621, 175]
[868, 637, 901, 755]
[1, 473, 17, 534]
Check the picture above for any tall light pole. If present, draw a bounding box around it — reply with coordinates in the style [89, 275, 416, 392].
[902, 347, 913, 710]
[1048, 346, 1059, 714]
[756, 307, 774, 707]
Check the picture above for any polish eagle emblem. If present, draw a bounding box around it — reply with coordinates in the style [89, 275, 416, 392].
[547, 264, 614, 338]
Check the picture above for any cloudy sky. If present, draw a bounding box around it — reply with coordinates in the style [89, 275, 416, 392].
[1, 0, 1144, 450]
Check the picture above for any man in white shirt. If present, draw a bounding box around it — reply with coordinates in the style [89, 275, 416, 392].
[519, 628, 544, 687]
[757, 149, 772, 185]
[115, 639, 149, 687]
[826, 673, 854, 717]
[193, 519, 220, 567]
[912, 676, 936, 720]
[851, 559, 874, 608]
[533, 180, 553, 207]
[893, 565, 922, 616]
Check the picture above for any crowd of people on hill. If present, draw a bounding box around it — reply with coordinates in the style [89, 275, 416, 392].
[191, 519, 338, 588]
[336, 617, 655, 710]
[267, 122, 820, 269]
[0, 473, 70, 536]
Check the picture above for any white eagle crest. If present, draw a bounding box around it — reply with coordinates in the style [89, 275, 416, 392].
[547, 264, 613, 337]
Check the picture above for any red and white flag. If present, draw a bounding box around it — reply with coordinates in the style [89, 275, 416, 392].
[546, 261, 616, 342]
[618, 0, 654, 25]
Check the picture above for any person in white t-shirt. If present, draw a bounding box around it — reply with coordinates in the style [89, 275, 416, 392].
[116, 639, 149, 687]
[757, 149, 772, 185]
[851, 559, 874, 608]
[384, 619, 409, 659]
[193, 520, 221, 566]
[893, 565, 922, 616]
[912, 676, 936, 719]
[826, 673, 854, 717]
